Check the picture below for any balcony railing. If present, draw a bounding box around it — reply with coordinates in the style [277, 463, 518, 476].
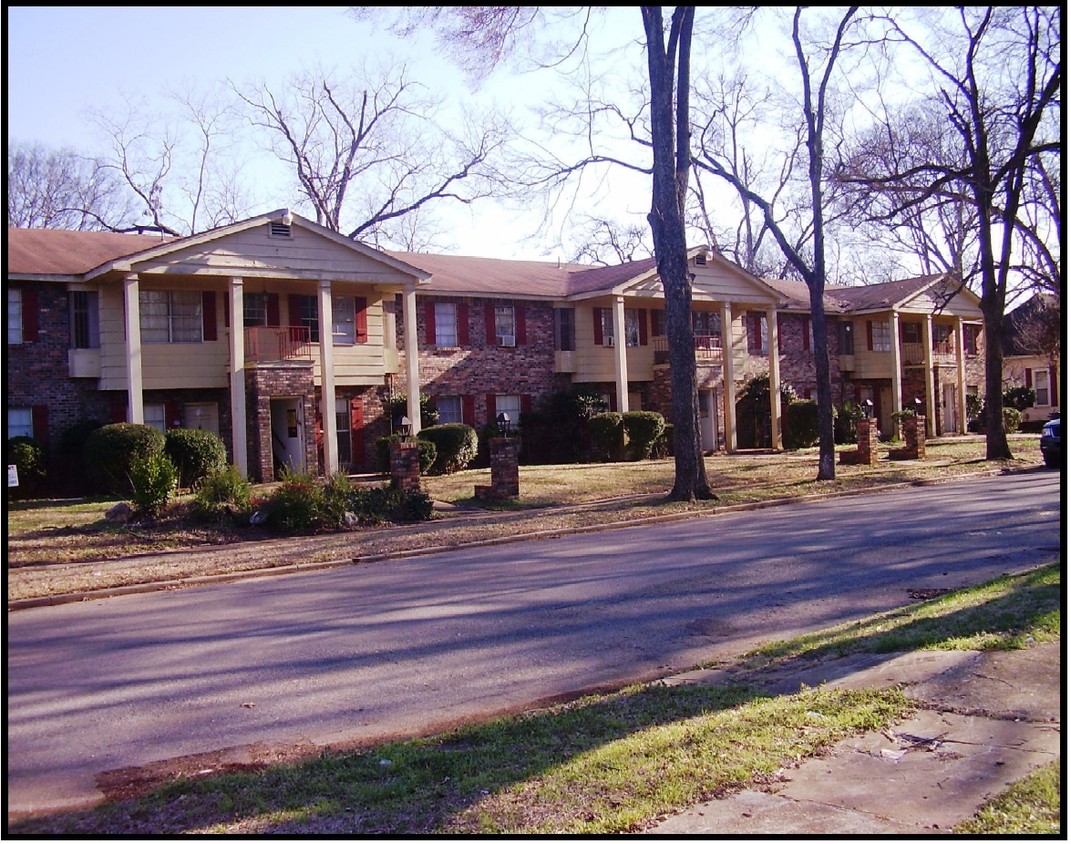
[653, 335, 722, 365]
[244, 326, 315, 363]
[901, 340, 957, 366]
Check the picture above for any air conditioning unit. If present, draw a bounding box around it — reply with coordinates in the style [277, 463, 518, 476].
[497, 334, 516, 348]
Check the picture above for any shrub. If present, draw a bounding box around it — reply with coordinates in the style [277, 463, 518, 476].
[1003, 406, 1022, 433]
[834, 400, 865, 445]
[263, 470, 325, 532]
[587, 412, 624, 462]
[320, 472, 355, 528]
[651, 422, 674, 458]
[56, 419, 103, 496]
[193, 465, 253, 522]
[84, 423, 167, 494]
[7, 437, 46, 499]
[375, 435, 436, 474]
[783, 400, 820, 450]
[966, 393, 984, 430]
[1003, 385, 1036, 411]
[128, 452, 178, 519]
[386, 393, 440, 430]
[165, 428, 228, 489]
[418, 423, 478, 474]
[518, 387, 607, 464]
[621, 411, 665, 460]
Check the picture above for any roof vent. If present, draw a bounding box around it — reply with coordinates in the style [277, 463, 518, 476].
[269, 220, 292, 239]
[694, 253, 708, 266]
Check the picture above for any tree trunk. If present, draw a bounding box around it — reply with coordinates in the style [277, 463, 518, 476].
[809, 283, 836, 480]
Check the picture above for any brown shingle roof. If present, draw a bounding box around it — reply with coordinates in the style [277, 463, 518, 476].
[761, 274, 946, 313]
[7, 228, 175, 276]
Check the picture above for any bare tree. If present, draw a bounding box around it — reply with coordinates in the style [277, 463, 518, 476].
[7, 141, 137, 230]
[232, 63, 513, 244]
[569, 216, 653, 265]
[693, 7, 863, 481]
[845, 6, 1061, 460]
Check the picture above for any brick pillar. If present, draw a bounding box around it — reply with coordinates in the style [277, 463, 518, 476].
[475, 437, 519, 501]
[856, 418, 878, 466]
[389, 440, 421, 492]
[904, 415, 925, 459]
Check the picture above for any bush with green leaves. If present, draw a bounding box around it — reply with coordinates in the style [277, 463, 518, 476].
[1003, 406, 1022, 433]
[418, 423, 478, 474]
[193, 465, 253, 522]
[1003, 385, 1036, 411]
[587, 412, 625, 462]
[262, 470, 325, 532]
[833, 400, 866, 444]
[621, 411, 665, 460]
[375, 434, 437, 474]
[56, 418, 102, 496]
[783, 400, 820, 450]
[128, 452, 177, 519]
[164, 428, 228, 489]
[320, 472, 355, 528]
[7, 436, 46, 498]
[651, 422, 674, 458]
[84, 423, 167, 494]
[386, 393, 440, 430]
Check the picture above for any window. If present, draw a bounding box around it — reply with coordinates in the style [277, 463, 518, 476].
[747, 312, 768, 354]
[494, 305, 516, 346]
[335, 398, 352, 467]
[650, 310, 664, 337]
[901, 322, 922, 344]
[495, 394, 522, 428]
[8, 289, 23, 345]
[554, 308, 575, 351]
[869, 321, 891, 352]
[1033, 368, 1051, 406]
[692, 311, 721, 337]
[244, 292, 269, 327]
[838, 322, 854, 355]
[624, 309, 641, 347]
[297, 295, 319, 342]
[70, 291, 100, 349]
[600, 309, 615, 346]
[434, 302, 458, 346]
[436, 396, 463, 424]
[143, 404, 166, 433]
[8, 408, 33, 439]
[934, 324, 952, 348]
[140, 290, 203, 343]
[333, 295, 356, 345]
[963, 324, 981, 356]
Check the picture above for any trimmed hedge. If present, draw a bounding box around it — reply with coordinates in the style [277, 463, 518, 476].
[84, 423, 167, 494]
[784, 400, 820, 450]
[622, 411, 665, 460]
[418, 423, 478, 474]
[588, 412, 625, 462]
[165, 428, 228, 489]
[375, 435, 437, 474]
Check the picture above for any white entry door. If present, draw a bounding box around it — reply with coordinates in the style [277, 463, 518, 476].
[270, 398, 305, 474]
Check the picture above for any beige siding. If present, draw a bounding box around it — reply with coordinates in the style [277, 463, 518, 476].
[143, 342, 228, 388]
[98, 285, 128, 390]
[691, 264, 779, 306]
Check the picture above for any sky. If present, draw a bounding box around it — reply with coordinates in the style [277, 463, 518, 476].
[5, 6, 649, 262]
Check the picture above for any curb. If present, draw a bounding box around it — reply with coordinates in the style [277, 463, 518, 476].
[7, 465, 1022, 612]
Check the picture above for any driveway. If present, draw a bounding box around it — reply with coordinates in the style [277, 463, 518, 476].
[6, 469, 1061, 817]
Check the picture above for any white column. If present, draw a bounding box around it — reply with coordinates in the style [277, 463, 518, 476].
[721, 302, 736, 453]
[402, 285, 421, 436]
[612, 295, 629, 413]
[767, 306, 782, 450]
[318, 279, 338, 475]
[890, 312, 903, 425]
[922, 314, 936, 437]
[228, 277, 247, 476]
[954, 316, 967, 435]
[122, 273, 144, 424]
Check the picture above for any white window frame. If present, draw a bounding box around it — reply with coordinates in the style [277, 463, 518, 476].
[8, 289, 23, 345]
[1033, 368, 1050, 406]
[8, 408, 33, 439]
[140, 290, 203, 343]
[70, 290, 100, 349]
[434, 302, 458, 347]
[333, 295, 356, 345]
[244, 292, 269, 327]
[335, 397, 352, 467]
[436, 396, 463, 425]
[144, 403, 167, 433]
[495, 394, 522, 429]
[870, 321, 892, 352]
[494, 305, 516, 347]
[624, 309, 641, 348]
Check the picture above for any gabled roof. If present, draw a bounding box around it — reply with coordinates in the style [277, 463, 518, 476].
[762, 273, 976, 315]
[6, 228, 174, 277]
[387, 251, 585, 299]
[1002, 293, 1060, 356]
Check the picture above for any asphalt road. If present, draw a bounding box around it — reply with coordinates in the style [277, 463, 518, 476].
[6, 469, 1062, 817]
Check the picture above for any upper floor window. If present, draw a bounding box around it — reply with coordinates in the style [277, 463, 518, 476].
[650, 310, 665, 337]
[140, 290, 202, 343]
[70, 291, 100, 349]
[934, 324, 953, 348]
[8, 289, 23, 345]
[435, 302, 458, 346]
[838, 321, 855, 355]
[554, 308, 575, 351]
[494, 305, 516, 347]
[624, 309, 641, 347]
[296, 294, 319, 342]
[901, 322, 922, 344]
[747, 312, 768, 354]
[244, 292, 269, 327]
[600, 308, 615, 346]
[963, 324, 981, 356]
[692, 311, 721, 337]
[868, 320, 891, 352]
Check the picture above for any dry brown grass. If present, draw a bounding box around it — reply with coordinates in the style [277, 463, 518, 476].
[7, 436, 1043, 604]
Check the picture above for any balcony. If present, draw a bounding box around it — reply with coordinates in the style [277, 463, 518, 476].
[901, 340, 957, 367]
[653, 335, 722, 366]
[244, 326, 315, 363]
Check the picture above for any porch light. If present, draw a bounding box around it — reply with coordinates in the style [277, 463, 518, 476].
[914, 397, 924, 415]
[496, 412, 511, 436]
[863, 399, 874, 419]
[400, 416, 411, 437]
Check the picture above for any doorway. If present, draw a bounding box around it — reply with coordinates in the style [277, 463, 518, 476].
[270, 398, 305, 476]
[942, 384, 958, 433]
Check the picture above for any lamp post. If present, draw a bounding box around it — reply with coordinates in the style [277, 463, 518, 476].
[863, 399, 874, 419]
[496, 412, 511, 437]
[400, 416, 411, 439]
[914, 397, 923, 415]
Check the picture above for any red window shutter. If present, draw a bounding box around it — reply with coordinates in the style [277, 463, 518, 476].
[31, 405, 49, 448]
[223, 294, 229, 328]
[458, 303, 470, 346]
[111, 399, 126, 423]
[746, 314, 757, 352]
[462, 395, 476, 426]
[516, 306, 526, 346]
[486, 394, 497, 422]
[349, 398, 364, 467]
[803, 317, 811, 351]
[485, 304, 496, 345]
[22, 289, 39, 341]
[355, 297, 368, 343]
[866, 321, 874, 351]
[776, 314, 783, 353]
[266, 293, 280, 327]
[165, 400, 182, 429]
[638, 309, 648, 346]
[1050, 370, 1058, 406]
[289, 294, 303, 327]
[1025, 369, 1033, 388]
[651, 310, 663, 337]
[521, 394, 532, 414]
[425, 301, 436, 345]
[202, 292, 217, 341]
[593, 308, 603, 346]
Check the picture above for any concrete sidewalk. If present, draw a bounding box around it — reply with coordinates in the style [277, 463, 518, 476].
[642, 641, 1062, 835]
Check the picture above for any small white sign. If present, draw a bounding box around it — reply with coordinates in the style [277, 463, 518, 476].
[8, 464, 19, 488]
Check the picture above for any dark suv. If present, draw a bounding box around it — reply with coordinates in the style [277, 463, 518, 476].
[1040, 416, 1062, 468]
